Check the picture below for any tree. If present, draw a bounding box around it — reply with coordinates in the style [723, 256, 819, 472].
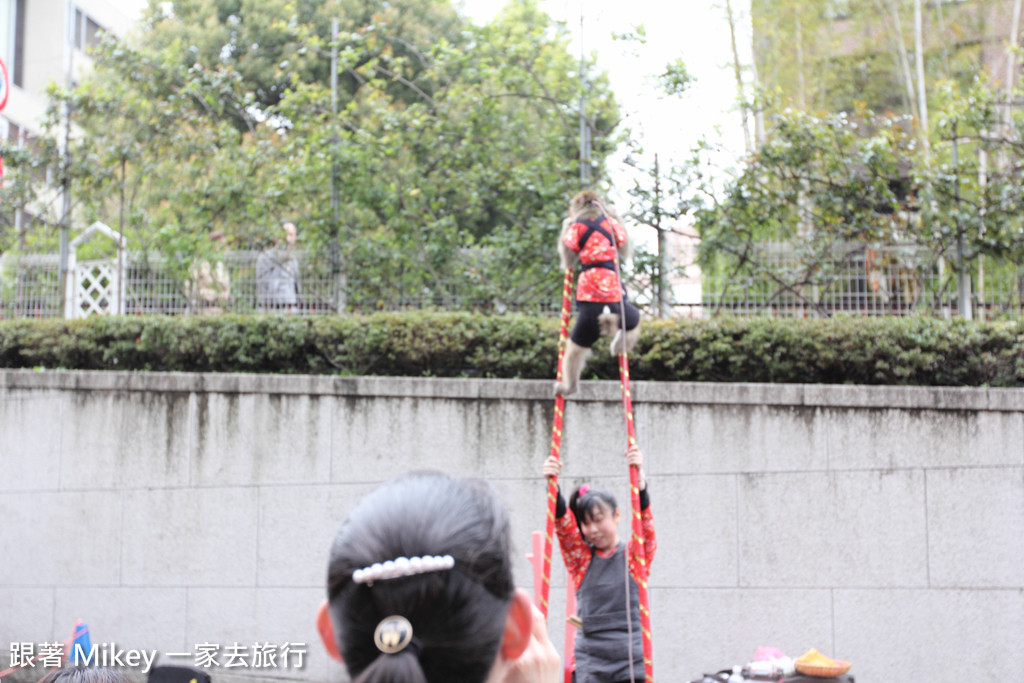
[693, 75, 1024, 316]
[706, 0, 1024, 316]
[693, 106, 916, 315]
[1, 0, 621, 311]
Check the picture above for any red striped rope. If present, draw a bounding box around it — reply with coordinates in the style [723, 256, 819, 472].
[619, 350, 653, 682]
[541, 267, 574, 619]
[608, 225, 654, 683]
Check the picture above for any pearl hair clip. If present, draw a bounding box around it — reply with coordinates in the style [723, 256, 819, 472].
[352, 555, 455, 585]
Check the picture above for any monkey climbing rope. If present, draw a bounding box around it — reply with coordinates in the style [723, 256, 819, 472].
[541, 231, 654, 682]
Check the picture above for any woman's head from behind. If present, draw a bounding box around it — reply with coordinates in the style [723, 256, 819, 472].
[321, 471, 534, 683]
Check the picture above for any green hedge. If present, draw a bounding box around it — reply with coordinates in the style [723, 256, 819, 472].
[1, 313, 1023, 386]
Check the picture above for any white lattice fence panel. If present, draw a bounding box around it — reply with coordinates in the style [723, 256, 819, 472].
[73, 261, 119, 318]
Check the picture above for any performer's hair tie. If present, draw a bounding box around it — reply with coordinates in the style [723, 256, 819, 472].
[353, 555, 455, 586]
[579, 484, 590, 496]
[374, 615, 420, 656]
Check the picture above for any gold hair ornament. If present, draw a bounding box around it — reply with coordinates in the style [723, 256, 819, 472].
[374, 615, 415, 654]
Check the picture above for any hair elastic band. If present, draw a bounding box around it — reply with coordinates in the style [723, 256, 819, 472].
[579, 485, 590, 496]
[374, 615, 417, 655]
[353, 555, 455, 585]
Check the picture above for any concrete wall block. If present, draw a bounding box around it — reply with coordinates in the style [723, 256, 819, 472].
[478, 378, 551, 401]
[185, 587, 328, 682]
[0, 393, 62, 491]
[638, 403, 827, 474]
[927, 467, 1024, 587]
[488, 476, 553, 589]
[650, 474, 738, 588]
[804, 384, 992, 411]
[121, 487, 258, 587]
[258, 483, 377, 588]
[835, 588, 1024, 681]
[473, 399, 552, 480]
[826, 406, 1020, 469]
[330, 396, 489, 483]
[986, 387, 1024, 412]
[0, 491, 122, 585]
[634, 381, 806, 407]
[193, 392, 332, 486]
[53, 587, 188, 656]
[59, 390, 191, 489]
[0, 587, 55, 650]
[558, 401, 631, 478]
[651, 587, 834, 680]
[739, 470, 928, 587]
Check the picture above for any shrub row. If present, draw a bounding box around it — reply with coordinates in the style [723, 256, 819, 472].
[1, 313, 1023, 386]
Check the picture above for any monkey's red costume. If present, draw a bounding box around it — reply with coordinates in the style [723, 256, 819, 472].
[562, 217, 640, 348]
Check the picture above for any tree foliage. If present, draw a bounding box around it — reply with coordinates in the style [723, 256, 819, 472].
[0, 0, 621, 310]
[698, 0, 1024, 314]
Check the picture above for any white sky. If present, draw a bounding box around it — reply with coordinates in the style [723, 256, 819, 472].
[108, 0, 752, 218]
[461, 0, 753, 214]
[468, 1, 749, 198]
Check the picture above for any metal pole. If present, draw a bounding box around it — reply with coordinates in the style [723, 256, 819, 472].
[578, 4, 590, 187]
[952, 120, 972, 320]
[330, 17, 345, 311]
[654, 154, 671, 318]
[59, 0, 73, 316]
[118, 157, 125, 315]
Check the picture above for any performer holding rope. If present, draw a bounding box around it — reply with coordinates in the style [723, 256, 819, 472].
[542, 446, 656, 683]
[555, 190, 641, 397]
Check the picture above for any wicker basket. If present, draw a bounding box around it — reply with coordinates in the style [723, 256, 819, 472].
[794, 659, 852, 677]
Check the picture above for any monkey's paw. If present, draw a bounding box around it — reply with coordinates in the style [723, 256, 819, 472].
[554, 380, 577, 397]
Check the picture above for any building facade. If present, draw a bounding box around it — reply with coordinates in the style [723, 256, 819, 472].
[751, 0, 1022, 116]
[0, 0, 138, 239]
[0, 0, 138, 141]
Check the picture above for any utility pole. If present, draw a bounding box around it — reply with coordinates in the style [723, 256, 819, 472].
[653, 154, 671, 318]
[952, 120, 972, 320]
[578, 4, 590, 187]
[914, 0, 929, 160]
[58, 0, 74, 316]
[330, 17, 345, 311]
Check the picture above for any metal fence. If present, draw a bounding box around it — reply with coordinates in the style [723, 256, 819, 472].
[0, 250, 561, 319]
[684, 242, 1024, 320]
[2, 244, 1022, 320]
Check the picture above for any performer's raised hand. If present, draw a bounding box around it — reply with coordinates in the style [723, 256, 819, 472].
[625, 444, 646, 490]
[542, 455, 562, 480]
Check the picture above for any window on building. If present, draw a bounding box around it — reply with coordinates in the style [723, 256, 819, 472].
[0, 0, 23, 87]
[74, 7, 103, 53]
[0, 1, 12, 71]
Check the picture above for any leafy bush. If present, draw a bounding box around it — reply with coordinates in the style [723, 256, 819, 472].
[1, 313, 1022, 386]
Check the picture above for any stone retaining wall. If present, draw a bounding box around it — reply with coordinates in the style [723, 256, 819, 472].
[1, 370, 1021, 682]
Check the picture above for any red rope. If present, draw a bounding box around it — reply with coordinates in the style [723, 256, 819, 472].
[541, 268, 574, 619]
[619, 350, 653, 682]
[608, 229, 654, 683]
